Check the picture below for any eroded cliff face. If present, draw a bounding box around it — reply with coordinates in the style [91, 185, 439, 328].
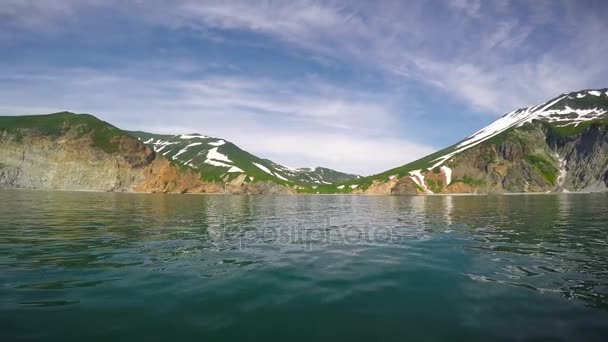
[362, 123, 608, 195]
[547, 127, 608, 192]
[0, 130, 152, 191]
[0, 124, 294, 194]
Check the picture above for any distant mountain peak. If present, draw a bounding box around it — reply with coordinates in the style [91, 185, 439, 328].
[129, 131, 359, 186]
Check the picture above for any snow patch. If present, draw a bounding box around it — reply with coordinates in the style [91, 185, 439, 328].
[208, 140, 226, 146]
[252, 162, 274, 176]
[440, 166, 452, 185]
[204, 159, 232, 168]
[173, 142, 203, 160]
[535, 106, 607, 125]
[180, 134, 209, 139]
[153, 141, 179, 153]
[143, 138, 154, 144]
[281, 165, 299, 172]
[409, 170, 431, 193]
[588, 90, 601, 97]
[206, 147, 232, 163]
[227, 166, 244, 173]
[275, 173, 289, 181]
[350, 184, 358, 189]
[249, 176, 254, 182]
[576, 93, 586, 98]
[337, 185, 345, 189]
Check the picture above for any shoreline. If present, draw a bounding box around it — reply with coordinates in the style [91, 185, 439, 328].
[1, 187, 605, 196]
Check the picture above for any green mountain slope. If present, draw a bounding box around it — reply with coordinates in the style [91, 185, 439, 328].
[0, 111, 130, 154]
[128, 131, 359, 186]
[323, 88, 608, 194]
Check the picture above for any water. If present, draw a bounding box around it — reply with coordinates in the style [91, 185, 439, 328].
[1, 190, 608, 341]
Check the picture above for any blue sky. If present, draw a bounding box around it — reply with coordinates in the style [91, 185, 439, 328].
[1, 0, 607, 175]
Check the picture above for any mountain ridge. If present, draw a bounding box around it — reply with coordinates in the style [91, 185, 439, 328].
[1, 88, 607, 195]
[323, 88, 608, 194]
[127, 130, 360, 186]
[0, 112, 357, 193]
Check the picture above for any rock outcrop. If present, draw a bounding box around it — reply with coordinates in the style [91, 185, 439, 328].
[0, 129, 151, 192]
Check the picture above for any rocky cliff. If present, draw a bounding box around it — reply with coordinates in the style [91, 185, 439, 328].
[0, 112, 293, 194]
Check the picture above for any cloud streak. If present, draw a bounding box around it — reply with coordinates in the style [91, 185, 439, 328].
[1, 0, 606, 174]
[146, 0, 608, 113]
[0, 66, 431, 174]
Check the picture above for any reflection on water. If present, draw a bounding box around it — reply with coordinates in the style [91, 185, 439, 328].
[1, 190, 608, 341]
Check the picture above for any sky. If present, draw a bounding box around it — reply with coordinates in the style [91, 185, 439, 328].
[1, 0, 607, 175]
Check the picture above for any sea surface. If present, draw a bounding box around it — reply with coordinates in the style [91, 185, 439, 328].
[1, 189, 608, 341]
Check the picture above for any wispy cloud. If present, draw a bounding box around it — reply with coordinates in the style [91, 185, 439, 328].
[0, 66, 431, 174]
[141, 0, 608, 113]
[1, 0, 606, 173]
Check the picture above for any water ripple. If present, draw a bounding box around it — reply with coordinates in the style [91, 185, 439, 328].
[1, 190, 608, 340]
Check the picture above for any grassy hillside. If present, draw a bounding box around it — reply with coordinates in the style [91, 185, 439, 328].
[0, 112, 128, 154]
[128, 131, 359, 187]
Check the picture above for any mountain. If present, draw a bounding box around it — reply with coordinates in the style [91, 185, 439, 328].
[0, 112, 153, 191]
[128, 131, 359, 186]
[2, 89, 607, 195]
[0, 112, 356, 194]
[325, 88, 608, 194]
[0, 112, 290, 193]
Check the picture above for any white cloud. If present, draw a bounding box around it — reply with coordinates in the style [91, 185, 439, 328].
[0, 67, 431, 174]
[3, 1, 606, 115]
[1, 0, 607, 173]
[145, 0, 607, 114]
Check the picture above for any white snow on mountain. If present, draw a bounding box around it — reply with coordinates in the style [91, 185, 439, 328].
[180, 134, 209, 139]
[136, 132, 358, 185]
[440, 166, 452, 185]
[428, 94, 567, 169]
[204, 159, 232, 168]
[252, 162, 274, 176]
[409, 170, 430, 193]
[206, 147, 232, 163]
[173, 142, 203, 160]
[153, 141, 180, 153]
[417, 89, 608, 172]
[539, 106, 606, 126]
[274, 173, 289, 181]
[227, 166, 244, 173]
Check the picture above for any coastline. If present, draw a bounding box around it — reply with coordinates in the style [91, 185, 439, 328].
[1, 187, 604, 196]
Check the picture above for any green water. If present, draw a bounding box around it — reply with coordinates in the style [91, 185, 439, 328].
[1, 190, 608, 341]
